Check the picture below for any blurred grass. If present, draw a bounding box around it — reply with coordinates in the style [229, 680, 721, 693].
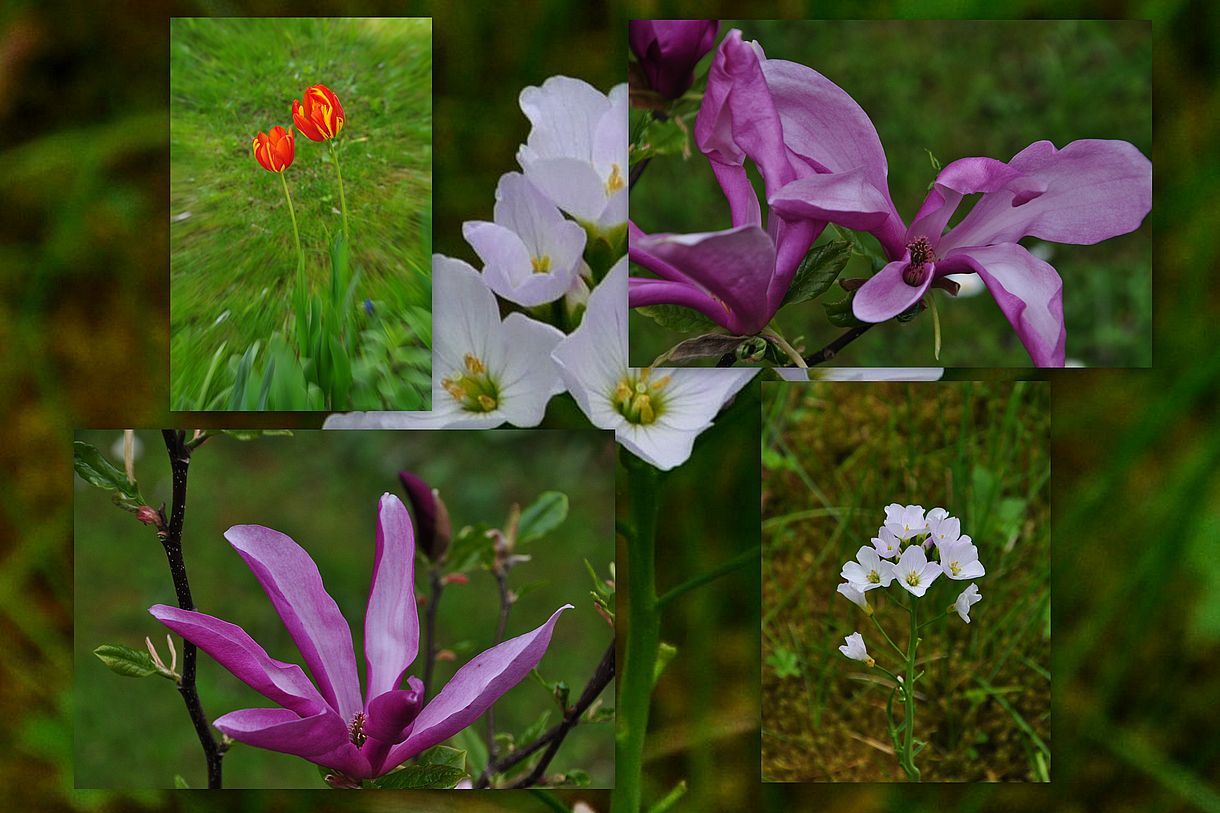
[169, 18, 432, 409]
[629, 19, 1152, 368]
[2, 0, 1219, 811]
[74, 430, 614, 789]
[760, 382, 1050, 781]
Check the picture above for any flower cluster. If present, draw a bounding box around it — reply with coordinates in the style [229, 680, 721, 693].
[629, 27, 1152, 367]
[326, 75, 756, 471]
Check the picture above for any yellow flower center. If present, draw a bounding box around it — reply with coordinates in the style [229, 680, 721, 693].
[605, 163, 625, 196]
[614, 368, 670, 425]
[531, 255, 551, 274]
[867, 570, 881, 584]
[949, 561, 962, 576]
[441, 353, 499, 413]
[905, 571, 921, 587]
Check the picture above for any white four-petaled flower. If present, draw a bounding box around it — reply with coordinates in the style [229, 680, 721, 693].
[954, 584, 982, 623]
[891, 544, 943, 597]
[884, 503, 927, 540]
[840, 545, 895, 592]
[836, 582, 871, 613]
[838, 632, 874, 666]
[871, 526, 901, 559]
[937, 538, 986, 580]
[552, 259, 757, 471]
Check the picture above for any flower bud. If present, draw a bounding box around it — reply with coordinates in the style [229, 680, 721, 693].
[252, 125, 295, 173]
[399, 470, 451, 562]
[629, 20, 720, 100]
[136, 506, 162, 528]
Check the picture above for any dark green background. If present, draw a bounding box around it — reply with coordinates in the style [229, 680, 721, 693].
[629, 19, 1152, 368]
[3, 0, 1218, 811]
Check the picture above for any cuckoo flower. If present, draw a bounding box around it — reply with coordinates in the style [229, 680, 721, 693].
[770, 126, 1151, 365]
[838, 632, 874, 666]
[552, 259, 756, 471]
[150, 494, 570, 781]
[517, 76, 628, 231]
[628, 20, 720, 100]
[325, 256, 566, 429]
[840, 545, 895, 592]
[293, 83, 346, 141]
[252, 125, 295, 173]
[954, 584, 982, 623]
[463, 172, 588, 307]
[628, 29, 893, 335]
[891, 544, 942, 597]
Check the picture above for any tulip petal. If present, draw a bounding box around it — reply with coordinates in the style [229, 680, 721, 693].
[364, 494, 420, 702]
[149, 604, 326, 715]
[225, 525, 363, 723]
[944, 243, 1066, 367]
[213, 707, 351, 760]
[382, 605, 572, 770]
[851, 253, 933, 323]
[942, 139, 1152, 251]
[635, 225, 778, 335]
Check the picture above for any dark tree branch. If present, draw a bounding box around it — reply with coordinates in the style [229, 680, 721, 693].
[159, 430, 225, 789]
[803, 323, 876, 366]
[421, 563, 444, 699]
[628, 158, 651, 191]
[474, 640, 616, 789]
[483, 569, 514, 773]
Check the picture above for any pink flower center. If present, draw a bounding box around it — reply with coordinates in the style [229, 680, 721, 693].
[902, 236, 936, 286]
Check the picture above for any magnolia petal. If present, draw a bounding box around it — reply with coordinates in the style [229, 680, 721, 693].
[629, 277, 738, 333]
[636, 225, 778, 335]
[906, 156, 1027, 246]
[851, 253, 933, 323]
[382, 605, 573, 771]
[364, 677, 425, 743]
[225, 525, 363, 723]
[212, 707, 351, 760]
[149, 604, 326, 715]
[363, 494, 420, 702]
[946, 243, 1065, 367]
[710, 161, 762, 228]
[942, 139, 1152, 251]
[768, 167, 897, 233]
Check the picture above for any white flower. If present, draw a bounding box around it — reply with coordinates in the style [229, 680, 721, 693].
[870, 526, 901, 559]
[552, 259, 756, 471]
[937, 538, 986, 580]
[836, 582, 871, 613]
[884, 503, 927, 540]
[775, 367, 945, 382]
[517, 76, 628, 231]
[926, 510, 961, 547]
[325, 256, 565, 430]
[462, 172, 587, 307]
[954, 584, 982, 623]
[838, 632, 874, 666]
[891, 544, 943, 597]
[840, 545, 895, 592]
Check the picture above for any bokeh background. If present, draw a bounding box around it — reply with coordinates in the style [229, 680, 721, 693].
[170, 18, 432, 410]
[74, 429, 614, 789]
[3, 0, 1219, 812]
[761, 382, 1050, 781]
[629, 19, 1152, 368]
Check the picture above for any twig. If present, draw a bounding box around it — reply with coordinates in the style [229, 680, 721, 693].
[158, 430, 226, 789]
[484, 569, 513, 773]
[803, 323, 876, 366]
[629, 158, 651, 190]
[421, 563, 444, 699]
[474, 640, 616, 788]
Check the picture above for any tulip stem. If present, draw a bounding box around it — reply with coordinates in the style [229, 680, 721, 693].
[279, 171, 305, 275]
[613, 455, 662, 813]
[158, 431, 226, 789]
[330, 141, 350, 244]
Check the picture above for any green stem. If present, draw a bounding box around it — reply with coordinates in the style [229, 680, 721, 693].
[657, 544, 759, 609]
[870, 612, 906, 660]
[279, 170, 305, 273]
[900, 601, 922, 781]
[918, 609, 950, 630]
[761, 327, 808, 368]
[613, 457, 661, 813]
[330, 140, 349, 244]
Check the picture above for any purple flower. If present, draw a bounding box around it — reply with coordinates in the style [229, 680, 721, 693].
[628, 30, 884, 335]
[150, 494, 570, 782]
[629, 20, 720, 100]
[766, 104, 1151, 368]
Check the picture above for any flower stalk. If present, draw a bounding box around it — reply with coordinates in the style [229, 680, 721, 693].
[329, 140, 350, 244]
[279, 170, 305, 276]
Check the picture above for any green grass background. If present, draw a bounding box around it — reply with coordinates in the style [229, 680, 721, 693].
[2, 0, 1219, 812]
[629, 20, 1152, 368]
[761, 382, 1050, 781]
[169, 18, 432, 409]
[74, 430, 614, 789]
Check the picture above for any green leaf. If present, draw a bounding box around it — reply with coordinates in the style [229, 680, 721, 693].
[654, 642, 678, 683]
[372, 764, 467, 789]
[823, 292, 865, 328]
[330, 230, 350, 310]
[94, 644, 158, 678]
[447, 522, 495, 573]
[636, 114, 690, 161]
[328, 335, 353, 409]
[636, 302, 719, 335]
[517, 491, 569, 543]
[73, 441, 143, 511]
[780, 241, 852, 308]
[766, 647, 801, 679]
[219, 430, 294, 441]
[173, 775, 190, 789]
[416, 746, 466, 771]
[228, 341, 260, 411]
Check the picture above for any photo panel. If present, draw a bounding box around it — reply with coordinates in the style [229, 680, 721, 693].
[628, 20, 1151, 369]
[74, 429, 613, 790]
[761, 380, 1050, 781]
[169, 18, 433, 411]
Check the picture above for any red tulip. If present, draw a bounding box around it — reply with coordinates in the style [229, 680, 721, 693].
[292, 83, 345, 141]
[251, 125, 295, 172]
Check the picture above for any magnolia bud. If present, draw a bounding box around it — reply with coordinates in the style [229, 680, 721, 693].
[136, 506, 162, 528]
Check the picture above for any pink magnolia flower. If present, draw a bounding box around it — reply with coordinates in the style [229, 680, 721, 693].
[150, 494, 569, 781]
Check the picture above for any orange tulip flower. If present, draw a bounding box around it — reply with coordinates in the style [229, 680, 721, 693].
[292, 84, 345, 141]
[252, 125, 295, 173]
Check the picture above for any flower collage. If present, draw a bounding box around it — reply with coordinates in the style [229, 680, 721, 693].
[55, 9, 1179, 812]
